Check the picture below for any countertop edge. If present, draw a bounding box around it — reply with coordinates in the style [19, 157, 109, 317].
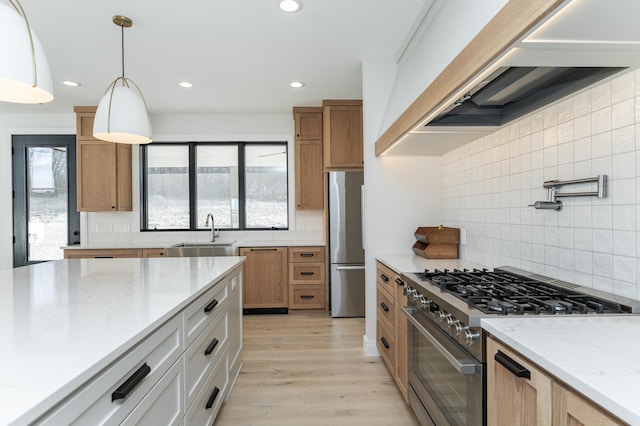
[482, 318, 639, 425]
[9, 257, 245, 426]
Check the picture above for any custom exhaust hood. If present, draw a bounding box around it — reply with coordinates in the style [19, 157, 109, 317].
[428, 66, 626, 127]
[380, 0, 640, 156]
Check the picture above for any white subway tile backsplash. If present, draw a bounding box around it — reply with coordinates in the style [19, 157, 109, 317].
[613, 230, 636, 257]
[442, 69, 640, 300]
[591, 107, 612, 134]
[592, 229, 613, 254]
[612, 71, 634, 103]
[573, 91, 591, 117]
[593, 253, 613, 278]
[611, 99, 634, 129]
[591, 82, 611, 111]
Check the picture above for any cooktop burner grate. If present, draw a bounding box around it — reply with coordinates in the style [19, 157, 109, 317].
[416, 268, 625, 315]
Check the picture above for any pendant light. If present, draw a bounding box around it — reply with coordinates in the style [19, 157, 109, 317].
[93, 15, 152, 144]
[0, 0, 54, 103]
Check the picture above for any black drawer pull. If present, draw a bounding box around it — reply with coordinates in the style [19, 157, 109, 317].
[112, 363, 151, 402]
[395, 277, 405, 286]
[495, 351, 531, 379]
[204, 338, 220, 356]
[300, 253, 314, 257]
[300, 271, 315, 276]
[249, 248, 277, 251]
[380, 337, 390, 349]
[380, 274, 389, 282]
[205, 387, 221, 409]
[380, 302, 389, 312]
[95, 256, 114, 259]
[204, 299, 219, 314]
[300, 295, 315, 299]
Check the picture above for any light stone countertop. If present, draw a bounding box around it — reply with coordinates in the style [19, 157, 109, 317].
[375, 253, 484, 275]
[482, 316, 640, 425]
[62, 240, 325, 250]
[0, 257, 245, 426]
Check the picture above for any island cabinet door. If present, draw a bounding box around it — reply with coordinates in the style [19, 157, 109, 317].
[552, 382, 626, 426]
[486, 336, 553, 426]
[239, 247, 288, 309]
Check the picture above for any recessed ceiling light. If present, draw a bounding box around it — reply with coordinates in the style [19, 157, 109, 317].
[62, 80, 81, 87]
[290, 81, 305, 88]
[279, 0, 302, 13]
[178, 81, 193, 88]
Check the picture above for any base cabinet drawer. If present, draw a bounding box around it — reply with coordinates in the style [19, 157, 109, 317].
[184, 279, 229, 348]
[121, 359, 184, 426]
[36, 315, 182, 425]
[376, 287, 395, 332]
[289, 284, 325, 309]
[185, 354, 229, 426]
[376, 320, 395, 373]
[289, 262, 325, 284]
[185, 311, 228, 408]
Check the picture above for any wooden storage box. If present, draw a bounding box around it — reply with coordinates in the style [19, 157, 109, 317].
[412, 241, 459, 259]
[414, 226, 460, 244]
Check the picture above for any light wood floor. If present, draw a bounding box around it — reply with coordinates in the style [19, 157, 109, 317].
[216, 310, 420, 425]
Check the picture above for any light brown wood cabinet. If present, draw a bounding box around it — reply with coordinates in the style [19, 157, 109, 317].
[293, 107, 323, 210]
[375, 261, 408, 401]
[239, 247, 288, 309]
[74, 106, 132, 212]
[63, 248, 143, 259]
[142, 248, 166, 258]
[323, 100, 363, 170]
[487, 335, 626, 426]
[288, 246, 326, 309]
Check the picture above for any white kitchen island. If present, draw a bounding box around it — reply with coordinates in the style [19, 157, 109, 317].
[0, 257, 244, 426]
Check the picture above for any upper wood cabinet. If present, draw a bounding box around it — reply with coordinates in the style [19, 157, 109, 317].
[323, 100, 363, 170]
[74, 106, 132, 212]
[293, 107, 323, 210]
[294, 108, 323, 140]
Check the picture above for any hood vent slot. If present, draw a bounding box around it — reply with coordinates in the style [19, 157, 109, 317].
[428, 66, 626, 127]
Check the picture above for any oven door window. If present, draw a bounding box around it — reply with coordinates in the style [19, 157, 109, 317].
[410, 314, 483, 426]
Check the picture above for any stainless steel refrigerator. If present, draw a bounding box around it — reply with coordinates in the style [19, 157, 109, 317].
[328, 171, 365, 317]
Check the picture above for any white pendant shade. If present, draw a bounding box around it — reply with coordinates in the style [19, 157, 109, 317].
[93, 85, 153, 144]
[0, 2, 54, 104]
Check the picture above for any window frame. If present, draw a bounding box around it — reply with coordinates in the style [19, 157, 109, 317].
[140, 141, 289, 232]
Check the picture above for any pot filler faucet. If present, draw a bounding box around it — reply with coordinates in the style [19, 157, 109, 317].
[205, 213, 218, 242]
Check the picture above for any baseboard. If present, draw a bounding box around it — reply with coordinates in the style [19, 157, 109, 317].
[363, 334, 380, 357]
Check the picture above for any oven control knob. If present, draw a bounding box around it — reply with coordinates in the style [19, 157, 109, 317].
[464, 329, 481, 346]
[438, 311, 451, 323]
[405, 288, 417, 300]
[418, 296, 431, 309]
[446, 316, 460, 329]
[454, 323, 468, 336]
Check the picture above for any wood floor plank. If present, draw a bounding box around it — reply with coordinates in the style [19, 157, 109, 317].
[216, 311, 419, 425]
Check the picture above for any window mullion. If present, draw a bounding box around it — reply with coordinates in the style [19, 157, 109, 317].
[238, 143, 246, 230]
[189, 143, 198, 230]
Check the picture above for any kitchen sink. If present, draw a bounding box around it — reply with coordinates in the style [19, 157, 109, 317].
[165, 242, 235, 257]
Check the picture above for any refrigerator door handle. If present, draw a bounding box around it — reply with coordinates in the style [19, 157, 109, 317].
[335, 265, 365, 271]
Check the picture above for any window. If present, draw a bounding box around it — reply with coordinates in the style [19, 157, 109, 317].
[141, 142, 288, 231]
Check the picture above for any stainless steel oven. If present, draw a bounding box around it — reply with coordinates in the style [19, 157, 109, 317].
[404, 306, 484, 426]
[400, 266, 640, 426]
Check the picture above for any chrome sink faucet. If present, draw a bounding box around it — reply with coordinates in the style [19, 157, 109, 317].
[205, 213, 218, 242]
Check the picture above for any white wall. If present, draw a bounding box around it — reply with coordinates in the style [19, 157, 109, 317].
[362, 55, 442, 354]
[0, 111, 323, 268]
[0, 113, 75, 269]
[442, 68, 640, 301]
[379, 0, 508, 136]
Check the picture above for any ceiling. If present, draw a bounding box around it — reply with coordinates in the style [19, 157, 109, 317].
[1, 0, 426, 116]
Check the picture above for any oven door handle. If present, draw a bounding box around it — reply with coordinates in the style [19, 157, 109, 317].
[402, 307, 478, 375]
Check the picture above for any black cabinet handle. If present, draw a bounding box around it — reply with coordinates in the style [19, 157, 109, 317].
[380, 337, 390, 349]
[380, 274, 389, 282]
[300, 295, 314, 299]
[95, 256, 114, 259]
[249, 248, 277, 251]
[395, 278, 405, 286]
[300, 253, 314, 257]
[204, 299, 219, 314]
[205, 387, 221, 410]
[495, 351, 531, 379]
[112, 363, 151, 402]
[300, 271, 315, 276]
[204, 338, 219, 356]
[380, 302, 389, 312]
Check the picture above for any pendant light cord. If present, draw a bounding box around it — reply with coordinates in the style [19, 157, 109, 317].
[121, 23, 125, 78]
